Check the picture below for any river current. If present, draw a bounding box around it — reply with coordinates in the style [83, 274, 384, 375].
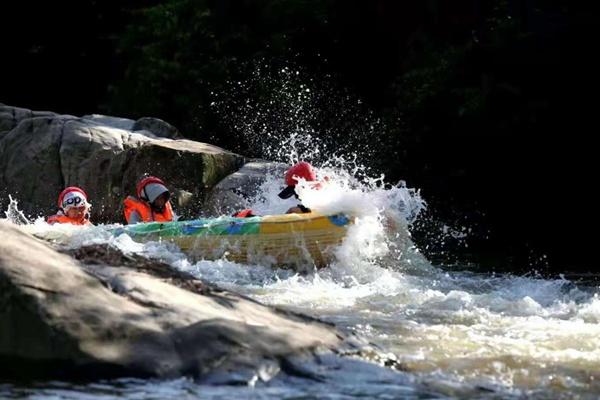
[2, 166, 599, 399]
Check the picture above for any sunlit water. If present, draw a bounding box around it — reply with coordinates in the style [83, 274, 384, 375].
[2, 166, 599, 399]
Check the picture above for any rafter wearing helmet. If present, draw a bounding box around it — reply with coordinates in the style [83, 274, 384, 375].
[278, 161, 326, 214]
[123, 176, 176, 224]
[47, 186, 92, 225]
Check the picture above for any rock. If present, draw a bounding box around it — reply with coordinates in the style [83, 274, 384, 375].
[204, 161, 287, 215]
[0, 220, 346, 380]
[0, 105, 245, 223]
[132, 117, 182, 139]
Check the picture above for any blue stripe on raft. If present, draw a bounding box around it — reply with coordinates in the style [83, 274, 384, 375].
[328, 214, 350, 226]
[181, 221, 209, 235]
[225, 222, 244, 234]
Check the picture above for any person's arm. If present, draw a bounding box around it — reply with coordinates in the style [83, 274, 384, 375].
[128, 210, 142, 224]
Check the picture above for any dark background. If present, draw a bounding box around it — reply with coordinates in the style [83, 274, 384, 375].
[1, 0, 596, 274]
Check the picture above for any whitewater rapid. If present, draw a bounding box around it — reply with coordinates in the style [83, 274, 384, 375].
[4, 164, 599, 398]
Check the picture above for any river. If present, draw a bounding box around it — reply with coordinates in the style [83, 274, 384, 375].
[2, 165, 599, 399]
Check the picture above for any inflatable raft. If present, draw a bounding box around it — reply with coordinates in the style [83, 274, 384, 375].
[116, 213, 353, 268]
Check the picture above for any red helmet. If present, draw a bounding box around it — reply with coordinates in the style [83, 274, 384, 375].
[279, 162, 317, 199]
[285, 162, 317, 186]
[57, 186, 89, 209]
[136, 176, 169, 202]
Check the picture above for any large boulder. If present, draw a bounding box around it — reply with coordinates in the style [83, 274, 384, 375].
[204, 161, 287, 215]
[0, 105, 244, 222]
[0, 220, 350, 380]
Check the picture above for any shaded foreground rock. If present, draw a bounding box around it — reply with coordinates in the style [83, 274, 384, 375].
[0, 104, 244, 223]
[0, 220, 359, 381]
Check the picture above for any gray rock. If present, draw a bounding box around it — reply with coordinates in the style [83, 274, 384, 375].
[0, 105, 245, 223]
[0, 220, 345, 380]
[204, 161, 287, 215]
[133, 117, 182, 139]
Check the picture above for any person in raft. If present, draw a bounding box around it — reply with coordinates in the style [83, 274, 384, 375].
[233, 161, 322, 218]
[123, 176, 176, 224]
[47, 186, 92, 225]
[278, 161, 323, 214]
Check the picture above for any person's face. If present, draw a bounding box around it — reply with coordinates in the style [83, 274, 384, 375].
[66, 206, 86, 220]
[153, 192, 169, 209]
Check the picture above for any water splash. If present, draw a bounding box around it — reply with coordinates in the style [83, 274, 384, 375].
[4, 195, 30, 225]
[209, 64, 394, 176]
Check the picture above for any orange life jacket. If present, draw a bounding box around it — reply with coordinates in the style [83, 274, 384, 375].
[123, 196, 174, 224]
[47, 214, 91, 226]
[233, 209, 257, 218]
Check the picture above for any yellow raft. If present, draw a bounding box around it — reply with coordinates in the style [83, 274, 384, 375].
[117, 212, 353, 268]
